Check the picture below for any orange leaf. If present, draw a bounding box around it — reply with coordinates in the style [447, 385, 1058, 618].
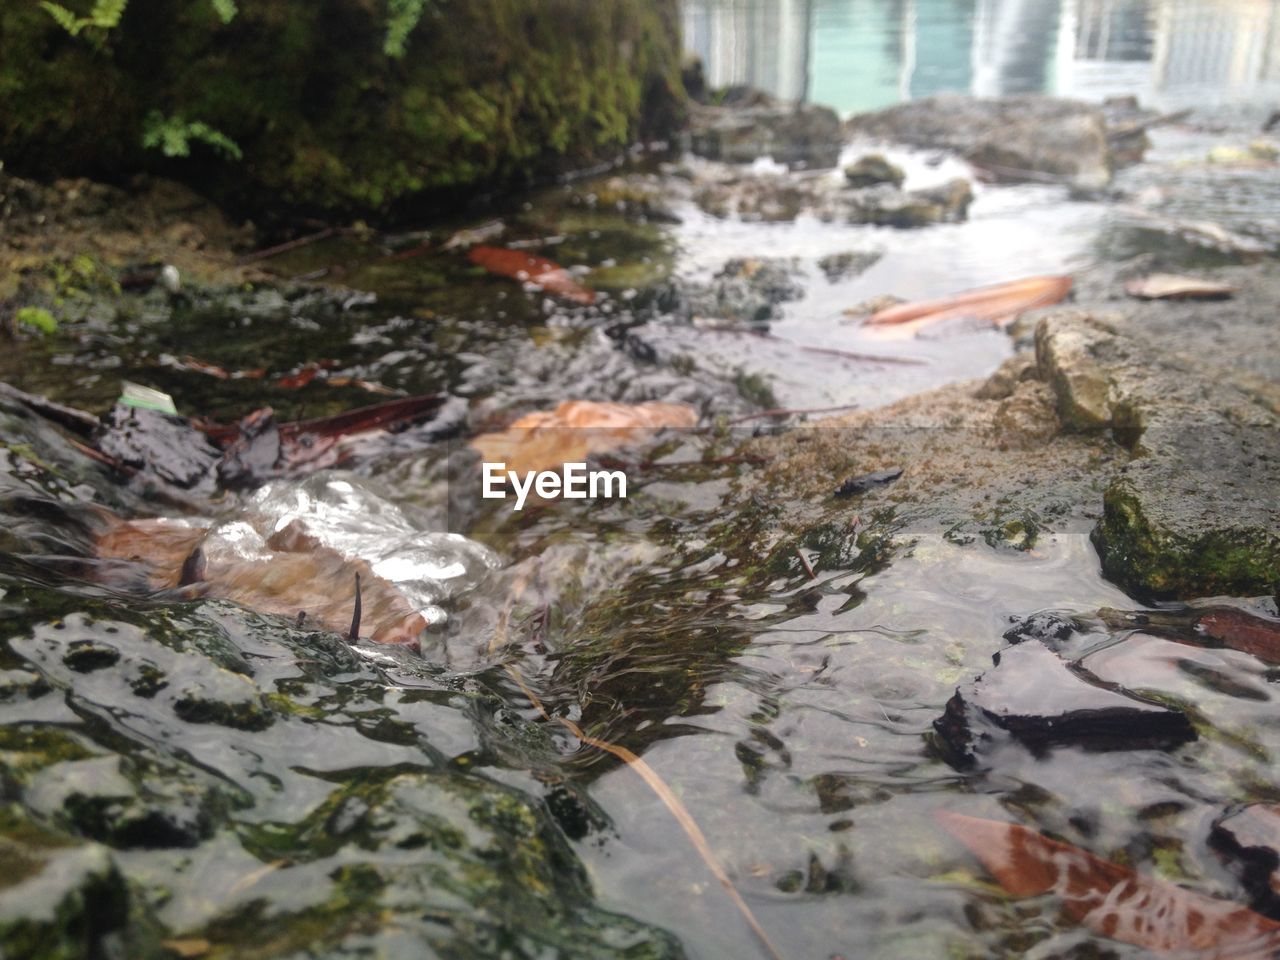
[469, 400, 698, 477]
[866, 275, 1072, 334]
[938, 811, 1280, 957]
[468, 245, 596, 305]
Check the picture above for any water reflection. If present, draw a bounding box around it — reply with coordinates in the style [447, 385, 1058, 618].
[683, 0, 1280, 111]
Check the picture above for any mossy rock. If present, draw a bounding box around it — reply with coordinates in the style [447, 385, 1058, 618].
[0, 0, 685, 220]
[1095, 475, 1280, 599]
[0, 806, 129, 960]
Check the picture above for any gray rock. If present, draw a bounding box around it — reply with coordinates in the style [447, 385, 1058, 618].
[847, 94, 1112, 190]
[816, 250, 883, 282]
[1034, 311, 1115, 431]
[932, 641, 1196, 768]
[0, 811, 127, 958]
[687, 94, 843, 169]
[683, 257, 804, 326]
[843, 178, 973, 228]
[843, 153, 904, 188]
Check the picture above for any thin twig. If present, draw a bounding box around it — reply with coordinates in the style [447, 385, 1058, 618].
[722, 404, 862, 427]
[795, 548, 816, 580]
[238, 227, 338, 264]
[693, 325, 926, 366]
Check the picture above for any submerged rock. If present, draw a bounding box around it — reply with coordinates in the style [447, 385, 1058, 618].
[0, 806, 129, 959]
[1211, 804, 1280, 919]
[932, 641, 1196, 768]
[683, 257, 805, 326]
[847, 94, 1113, 190]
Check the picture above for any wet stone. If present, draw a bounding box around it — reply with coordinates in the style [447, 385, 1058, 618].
[843, 153, 905, 189]
[61, 639, 121, 673]
[1002, 612, 1081, 649]
[0, 669, 50, 702]
[683, 257, 804, 326]
[95, 404, 220, 495]
[1210, 804, 1280, 919]
[843, 178, 974, 228]
[932, 641, 1197, 768]
[816, 250, 882, 283]
[0, 807, 128, 959]
[687, 95, 843, 169]
[834, 468, 902, 498]
[847, 94, 1113, 190]
[172, 676, 275, 732]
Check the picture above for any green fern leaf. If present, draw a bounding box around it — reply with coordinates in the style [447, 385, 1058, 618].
[39, 2, 82, 35]
[384, 0, 430, 58]
[211, 0, 237, 24]
[88, 0, 128, 29]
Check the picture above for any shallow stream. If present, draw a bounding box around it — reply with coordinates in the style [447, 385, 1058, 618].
[3, 18, 1280, 958]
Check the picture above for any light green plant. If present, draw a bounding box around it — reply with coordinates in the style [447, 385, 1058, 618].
[15, 307, 58, 334]
[211, 0, 238, 22]
[384, 0, 433, 57]
[142, 111, 243, 160]
[39, 0, 127, 36]
[42, 0, 237, 34]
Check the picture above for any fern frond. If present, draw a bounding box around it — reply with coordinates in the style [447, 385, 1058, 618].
[211, 0, 237, 24]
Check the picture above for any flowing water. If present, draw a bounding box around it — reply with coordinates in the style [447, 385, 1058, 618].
[2, 5, 1280, 959]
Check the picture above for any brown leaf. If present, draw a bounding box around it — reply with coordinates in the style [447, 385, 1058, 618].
[95, 516, 426, 647]
[469, 400, 698, 476]
[1125, 274, 1236, 300]
[865, 275, 1073, 334]
[468, 245, 596, 305]
[938, 811, 1280, 957]
[1196, 608, 1280, 663]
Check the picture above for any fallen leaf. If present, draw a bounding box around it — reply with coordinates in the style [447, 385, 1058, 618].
[275, 367, 320, 389]
[1196, 608, 1280, 663]
[1125, 274, 1236, 300]
[865, 275, 1073, 335]
[95, 515, 427, 647]
[468, 245, 596, 305]
[204, 393, 451, 487]
[469, 400, 698, 476]
[938, 811, 1280, 957]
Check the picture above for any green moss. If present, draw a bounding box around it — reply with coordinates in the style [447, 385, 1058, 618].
[1096, 478, 1280, 598]
[0, 0, 686, 219]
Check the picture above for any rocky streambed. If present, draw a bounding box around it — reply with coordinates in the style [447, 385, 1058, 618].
[1, 91, 1279, 959]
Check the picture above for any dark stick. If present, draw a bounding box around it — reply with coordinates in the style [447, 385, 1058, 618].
[238, 227, 338, 265]
[348, 573, 362, 642]
[692, 325, 926, 366]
